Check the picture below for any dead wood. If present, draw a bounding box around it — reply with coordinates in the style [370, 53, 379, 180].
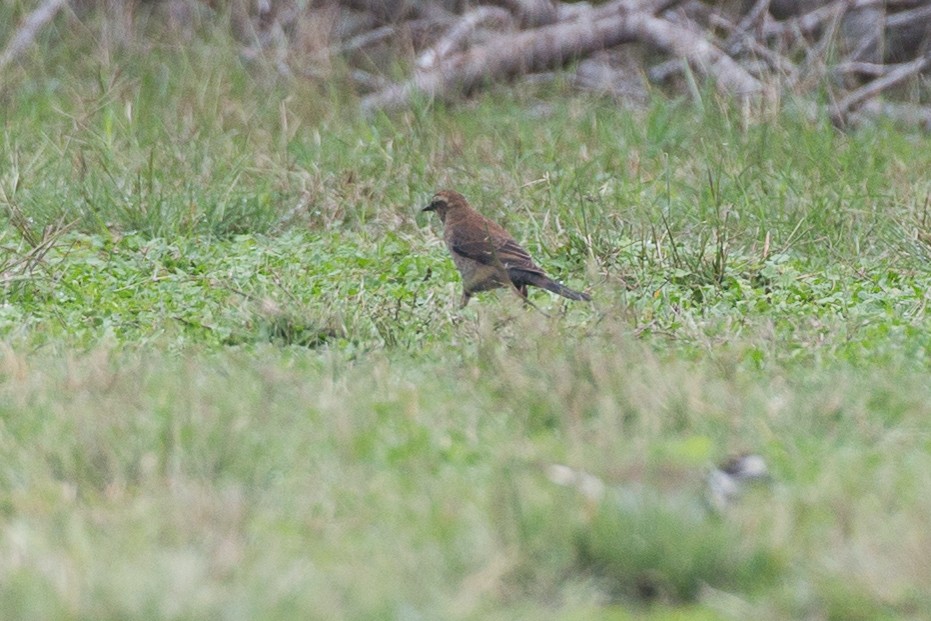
[362, 1, 762, 112]
[361, 5, 643, 112]
[417, 6, 514, 69]
[761, 0, 852, 40]
[832, 50, 931, 126]
[886, 4, 931, 26]
[0, 0, 68, 77]
[855, 100, 931, 130]
[489, 0, 560, 27]
[641, 12, 762, 97]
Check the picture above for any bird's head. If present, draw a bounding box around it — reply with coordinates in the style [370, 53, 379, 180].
[422, 190, 467, 220]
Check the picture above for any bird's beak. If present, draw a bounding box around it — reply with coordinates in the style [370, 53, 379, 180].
[422, 201, 436, 212]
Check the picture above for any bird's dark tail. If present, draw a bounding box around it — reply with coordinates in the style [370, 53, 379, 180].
[523, 273, 591, 301]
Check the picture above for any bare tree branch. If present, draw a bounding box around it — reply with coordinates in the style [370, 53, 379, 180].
[490, 0, 560, 27]
[832, 61, 891, 77]
[646, 12, 762, 96]
[832, 49, 931, 126]
[763, 0, 850, 40]
[362, 7, 642, 112]
[855, 100, 931, 130]
[362, 3, 762, 113]
[726, 0, 770, 53]
[887, 4, 931, 28]
[0, 0, 67, 77]
[417, 6, 513, 69]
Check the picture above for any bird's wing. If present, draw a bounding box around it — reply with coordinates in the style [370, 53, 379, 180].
[451, 236, 545, 276]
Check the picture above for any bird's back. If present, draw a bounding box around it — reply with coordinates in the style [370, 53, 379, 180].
[442, 204, 510, 246]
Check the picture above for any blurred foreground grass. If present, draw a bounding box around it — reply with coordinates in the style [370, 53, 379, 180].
[3, 322, 931, 619]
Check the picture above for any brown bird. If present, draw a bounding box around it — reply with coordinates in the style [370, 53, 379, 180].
[422, 189, 591, 308]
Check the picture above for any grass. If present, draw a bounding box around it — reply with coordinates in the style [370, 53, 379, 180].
[2, 8, 931, 620]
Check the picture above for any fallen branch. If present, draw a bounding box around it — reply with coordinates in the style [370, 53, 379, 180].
[831, 61, 891, 77]
[832, 50, 931, 127]
[704, 10, 799, 81]
[0, 0, 67, 77]
[362, 5, 641, 112]
[642, 12, 762, 97]
[490, 0, 560, 27]
[727, 0, 770, 49]
[854, 100, 931, 130]
[417, 6, 513, 69]
[362, 4, 762, 112]
[762, 0, 849, 40]
[336, 24, 396, 56]
[572, 54, 649, 102]
[886, 4, 931, 28]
